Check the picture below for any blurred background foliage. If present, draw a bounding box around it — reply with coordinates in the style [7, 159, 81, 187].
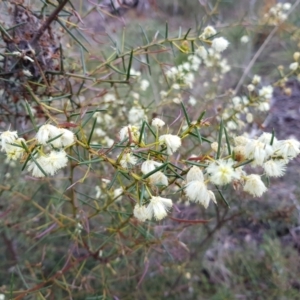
[1, 0, 300, 299]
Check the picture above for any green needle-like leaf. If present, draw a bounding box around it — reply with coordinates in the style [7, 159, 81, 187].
[126, 50, 134, 81]
[24, 101, 37, 131]
[224, 126, 231, 155]
[215, 185, 230, 208]
[184, 28, 192, 39]
[87, 117, 97, 146]
[165, 22, 168, 40]
[217, 120, 224, 159]
[181, 101, 191, 125]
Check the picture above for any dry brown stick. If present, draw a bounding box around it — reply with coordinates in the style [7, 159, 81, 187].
[30, 0, 69, 45]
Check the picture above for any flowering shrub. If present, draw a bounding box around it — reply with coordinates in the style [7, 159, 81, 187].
[1, 0, 300, 298]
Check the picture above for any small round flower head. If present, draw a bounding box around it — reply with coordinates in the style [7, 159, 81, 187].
[149, 171, 168, 186]
[131, 91, 140, 99]
[104, 136, 114, 147]
[246, 113, 253, 123]
[233, 145, 247, 161]
[185, 180, 216, 208]
[244, 139, 274, 166]
[232, 96, 241, 107]
[59, 128, 75, 147]
[247, 84, 255, 92]
[36, 124, 61, 146]
[103, 93, 116, 103]
[43, 150, 68, 176]
[140, 79, 150, 91]
[206, 159, 240, 185]
[151, 118, 165, 129]
[274, 138, 300, 159]
[240, 35, 249, 44]
[234, 135, 250, 146]
[173, 96, 182, 104]
[220, 59, 231, 73]
[185, 73, 195, 88]
[258, 101, 270, 112]
[141, 159, 162, 174]
[160, 90, 168, 99]
[263, 159, 287, 177]
[182, 62, 190, 71]
[119, 125, 140, 143]
[252, 75, 261, 85]
[258, 85, 273, 100]
[27, 155, 48, 177]
[128, 106, 146, 125]
[95, 186, 102, 199]
[211, 142, 219, 152]
[120, 152, 137, 169]
[113, 188, 123, 201]
[0, 130, 18, 151]
[226, 120, 239, 130]
[188, 96, 197, 106]
[186, 166, 204, 182]
[23, 69, 33, 77]
[243, 174, 267, 197]
[159, 134, 181, 155]
[201, 26, 217, 38]
[172, 83, 180, 90]
[258, 132, 277, 146]
[289, 62, 299, 71]
[211, 37, 230, 52]
[283, 3, 292, 10]
[5, 138, 26, 161]
[146, 196, 173, 220]
[130, 68, 141, 77]
[196, 46, 208, 60]
[188, 55, 201, 71]
[95, 128, 106, 137]
[101, 114, 114, 128]
[293, 52, 300, 61]
[133, 204, 151, 222]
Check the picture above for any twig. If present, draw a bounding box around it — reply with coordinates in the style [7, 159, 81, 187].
[30, 0, 70, 45]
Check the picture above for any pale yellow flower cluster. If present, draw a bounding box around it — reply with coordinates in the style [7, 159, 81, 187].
[222, 74, 273, 131]
[203, 132, 300, 197]
[30, 124, 75, 177]
[127, 109, 300, 224]
[0, 130, 26, 161]
[128, 125, 182, 222]
[185, 166, 216, 208]
[263, 2, 291, 26]
[0, 123, 75, 178]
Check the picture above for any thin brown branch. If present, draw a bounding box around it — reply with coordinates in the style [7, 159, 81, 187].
[30, 0, 70, 45]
